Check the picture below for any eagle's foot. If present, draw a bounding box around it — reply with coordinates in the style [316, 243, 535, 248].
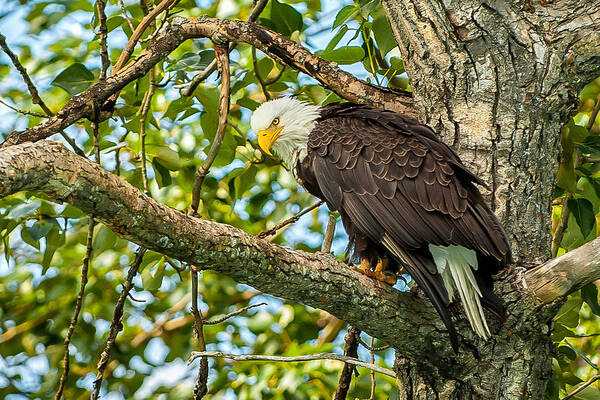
[352, 259, 396, 285]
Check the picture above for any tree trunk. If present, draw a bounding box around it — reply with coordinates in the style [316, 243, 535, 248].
[382, 0, 600, 397]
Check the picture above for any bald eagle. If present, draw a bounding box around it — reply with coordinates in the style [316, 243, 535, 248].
[251, 97, 511, 350]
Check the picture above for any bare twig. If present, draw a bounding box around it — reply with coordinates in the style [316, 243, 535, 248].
[0, 98, 46, 117]
[139, 66, 156, 195]
[586, 93, 600, 131]
[182, 0, 269, 96]
[252, 47, 271, 100]
[563, 374, 600, 400]
[321, 213, 337, 253]
[0, 33, 53, 116]
[204, 302, 267, 325]
[258, 200, 325, 239]
[190, 42, 231, 213]
[188, 350, 396, 378]
[358, 338, 391, 352]
[368, 336, 376, 400]
[333, 326, 361, 400]
[191, 269, 209, 400]
[91, 247, 146, 400]
[111, 0, 179, 74]
[551, 194, 571, 258]
[54, 219, 96, 400]
[0, 33, 85, 156]
[118, 0, 136, 32]
[95, 0, 110, 80]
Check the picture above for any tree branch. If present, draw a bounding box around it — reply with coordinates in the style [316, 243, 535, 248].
[187, 351, 396, 378]
[525, 235, 600, 304]
[1, 16, 413, 148]
[0, 140, 450, 358]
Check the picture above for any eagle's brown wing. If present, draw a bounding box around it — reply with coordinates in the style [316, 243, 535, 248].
[296, 103, 511, 348]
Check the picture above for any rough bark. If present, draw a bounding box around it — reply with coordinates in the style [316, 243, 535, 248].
[381, 0, 600, 398]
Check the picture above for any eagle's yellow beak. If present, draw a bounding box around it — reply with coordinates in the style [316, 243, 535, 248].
[257, 126, 283, 156]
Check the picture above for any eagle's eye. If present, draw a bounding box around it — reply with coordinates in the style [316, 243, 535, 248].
[272, 117, 280, 126]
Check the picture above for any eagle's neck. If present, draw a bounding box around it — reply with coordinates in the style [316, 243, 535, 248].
[271, 104, 321, 169]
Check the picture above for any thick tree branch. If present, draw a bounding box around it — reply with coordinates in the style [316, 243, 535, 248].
[3, 141, 599, 366]
[0, 141, 453, 359]
[1, 16, 413, 148]
[525, 235, 600, 304]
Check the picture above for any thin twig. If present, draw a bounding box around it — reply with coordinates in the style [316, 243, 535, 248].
[0, 33, 53, 116]
[358, 338, 391, 352]
[563, 338, 599, 370]
[118, 0, 136, 32]
[182, 0, 268, 96]
[551, 194, 572, 258]
[91, 247, 146, 400]
[92, 114, 101, 164]
[333, 326, 361, 400]
[0, 98, 46, 117]
[321, 213, 336, 252]
[563, 374, 600, 400]
[188, 350, 396, 378]
[191, 269, 209, 399]
[139, 66, 156, 195]
[95, 0, 110, 80]
[264, 65, 286, 86]
[258, 201, 325, 239]
[586, 93, 600, 131]
[0, 33, 85, 156]
[368, 336, 376, 400]
[252, 46, 271, 100]
[111, 0, 179, 73]
[55, 219, 96, 400]
[204, 302, 267, 325]
[190, 42, 231, 213]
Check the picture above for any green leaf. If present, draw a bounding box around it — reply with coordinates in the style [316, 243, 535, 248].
[359, 0, 380, 18]
[372, 14, 396, 55]
[106, 16, 124, 32]
[141, 258, 165, 291]
[570, 384, 600, 400]
[195, 84, 220, 140]
[317, 46, 365, 64]
[326, 25, 348, 51]
[567, 198, 595, 238]
[7, 200, 41, 220]
[581, 283, 600, 317]
[270, 0, 303, 36]
[42, 226, 65, 272]
[154, 146, 181, 171]
[555, 295, 582, 329]
[389, 56, 405, 72]
[152, 157, 172, 187]
[28, 220, 56, 241]
[51, 63, 94, 95]
[332, 5, 357, 30]
[168, 50, 215, 72]
[543, 374, 559, 400]
[92, 224, 117, 254]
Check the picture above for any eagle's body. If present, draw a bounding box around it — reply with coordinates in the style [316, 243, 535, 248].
[251, 98, 512, 350]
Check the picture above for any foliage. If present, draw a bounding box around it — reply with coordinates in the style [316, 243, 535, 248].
[0, 0, 402, 399]
[548, 77, 600, 399]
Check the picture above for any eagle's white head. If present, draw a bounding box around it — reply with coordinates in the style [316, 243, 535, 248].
[250, 97, 321, 167]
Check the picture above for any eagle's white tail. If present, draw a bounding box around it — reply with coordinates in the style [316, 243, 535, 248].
[429, 245, 490, 339]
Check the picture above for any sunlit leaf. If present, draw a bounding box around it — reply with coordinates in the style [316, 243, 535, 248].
[567, 198, 595, 237]
[51, 63, 94, 95]
[581, 283, 600, 317]
[317, 46, 365, 64]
